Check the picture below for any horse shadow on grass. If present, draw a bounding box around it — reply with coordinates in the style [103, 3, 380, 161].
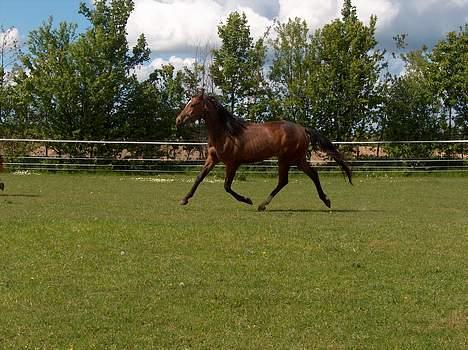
[0, 194, 41, 198]
[266, 208, 383, 213]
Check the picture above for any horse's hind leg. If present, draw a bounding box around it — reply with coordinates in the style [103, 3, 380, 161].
[224, 164, 252, 205]
[258, 162, 289, 211]
[297, 159, 331, 208]
[0, 182, 3, 191]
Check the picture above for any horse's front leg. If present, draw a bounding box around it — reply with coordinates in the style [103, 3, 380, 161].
[224, 164, 252, 205]
[180, 152, 218, 205]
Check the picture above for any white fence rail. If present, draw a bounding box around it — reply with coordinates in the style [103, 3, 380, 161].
[1, 138, 467, 174]
[1, 138, 467, 145]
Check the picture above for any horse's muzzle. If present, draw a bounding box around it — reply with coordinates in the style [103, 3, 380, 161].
[175, 115, 185, 128]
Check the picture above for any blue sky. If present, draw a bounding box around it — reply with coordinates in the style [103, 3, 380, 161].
[1, 0, 467, 78]
[0, 1, 90, 37]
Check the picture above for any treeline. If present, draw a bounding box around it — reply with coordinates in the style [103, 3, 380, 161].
[0, 0, 466, 157]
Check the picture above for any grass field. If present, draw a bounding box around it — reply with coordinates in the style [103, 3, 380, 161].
[0, 172, 467, 349]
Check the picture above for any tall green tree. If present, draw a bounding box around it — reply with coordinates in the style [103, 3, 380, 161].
[0, 26, 21, 132]
[72, 0, 150, 140]
[126, 64, 187, 142]
[381, 48, 441, 156]
[211, 11, 269, 121]
[384, 81, 440, 156]
[0, 69, 39, 157]
[429, 24, 468, 139]
[20, 19, 79, 139]
[269, 18, 311, 123]
[307, 0, 385, 140]
[19, 0, 150, 150]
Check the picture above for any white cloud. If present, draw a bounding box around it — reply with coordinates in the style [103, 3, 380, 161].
[127, 0, 273, 80]
[278, 0, 399, 31]
[278, 0, 340, 30]
[133, 55, 196, 80]
[127, 0, 272, 53]
[235, 6, 273, 39]
[127, 1, 402, 63]
[127, 0, 223, 52]
[354, 0, 400, 28]
[0, 27, 20, 49]
[126, 0, 467, 77]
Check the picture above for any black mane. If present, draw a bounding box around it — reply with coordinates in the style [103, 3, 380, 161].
[207, 96, 246, 136]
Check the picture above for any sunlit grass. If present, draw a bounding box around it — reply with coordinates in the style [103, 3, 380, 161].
[0, 172, 467, 349]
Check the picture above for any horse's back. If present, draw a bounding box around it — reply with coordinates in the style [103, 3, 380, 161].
[237, 120, 308, 163]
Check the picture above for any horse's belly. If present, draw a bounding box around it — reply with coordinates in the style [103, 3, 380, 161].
[237, 140, 282, 163]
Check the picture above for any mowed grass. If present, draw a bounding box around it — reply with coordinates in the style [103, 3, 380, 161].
[0, 172, 467, 349]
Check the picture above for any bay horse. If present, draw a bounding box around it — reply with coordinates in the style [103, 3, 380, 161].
[175, 91, 352, 211]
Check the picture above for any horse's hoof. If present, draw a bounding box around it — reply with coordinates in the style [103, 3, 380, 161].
[324, 198, 331, 208]
[245, 198, 253, 205]
[0, 183, 4, 191]
[257, 205, 266, 212]
[180, 198, 188, 205]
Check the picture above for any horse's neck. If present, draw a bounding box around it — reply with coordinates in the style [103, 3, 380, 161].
[205, 111, 229, 147]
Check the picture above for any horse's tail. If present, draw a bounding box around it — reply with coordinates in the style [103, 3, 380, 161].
[306, 129, 352, 184]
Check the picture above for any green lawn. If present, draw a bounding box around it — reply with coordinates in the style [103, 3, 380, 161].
[0, 172, 467, 349]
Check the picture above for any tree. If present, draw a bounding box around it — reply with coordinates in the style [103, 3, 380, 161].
[429, 25, 468, 139]
[211, 11, 269, 121]
[1, 27, 40, 156]
[72, 0, 150, 141]
[0, 26, 21, 128]
[0, 26, 20, 89]
[380, 45, 442, 157]
[20, 19, 80, 140]
[0, 69, 40, 159]
[307, 0, 385, 141]
[269, 18, 312, 123]
[126, 64, 187, 142]
[19, 0, 150, 154]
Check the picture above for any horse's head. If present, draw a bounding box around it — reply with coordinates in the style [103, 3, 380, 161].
[176, 90, 209, 127]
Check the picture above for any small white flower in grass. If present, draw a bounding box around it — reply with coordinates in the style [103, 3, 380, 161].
[13, 170, 32, 176]
[120, 250, 126, 256]
[179, 282, 185, 287]
[132, 177, 175, 183]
